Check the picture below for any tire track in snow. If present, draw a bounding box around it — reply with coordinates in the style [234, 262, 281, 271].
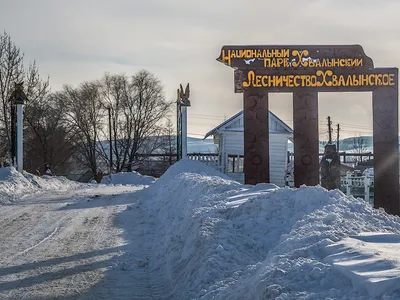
[16, 226, 58, 256]
[0, 190, 135, 300]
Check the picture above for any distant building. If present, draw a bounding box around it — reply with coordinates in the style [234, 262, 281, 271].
[204, 111, 293, 186]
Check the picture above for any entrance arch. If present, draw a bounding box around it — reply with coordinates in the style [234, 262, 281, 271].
[217, 45, 399, 215]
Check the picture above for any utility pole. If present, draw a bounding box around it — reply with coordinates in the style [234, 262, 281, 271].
[108, 106, 113, 173]
[327, 116, 332, 144]
[336, 123, 340, 152]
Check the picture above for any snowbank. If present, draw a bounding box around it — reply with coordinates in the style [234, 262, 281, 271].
[130, 159, 400, 299]
[0, 167, 82, 204]
[324, 232, 400, 298]
[101, 171, 156, 186]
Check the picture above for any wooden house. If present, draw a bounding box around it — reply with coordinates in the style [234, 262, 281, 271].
[204, 111, 293, 186]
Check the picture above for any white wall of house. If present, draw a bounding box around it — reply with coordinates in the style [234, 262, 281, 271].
[217, 131, 289, 186]
[204, 110, 292, 187]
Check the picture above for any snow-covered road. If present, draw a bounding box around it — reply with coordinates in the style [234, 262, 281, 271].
[0, 185, 146, 300]
[3, 161, 400, 299]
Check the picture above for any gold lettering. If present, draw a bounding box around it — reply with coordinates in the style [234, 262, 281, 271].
[316, 70, 333, 86]
[332, 59, 340, 67]
[360, 75, 369, 85]
[338, 75, 346, 86]
[352, 75, 359, 86]
[376, 74, 382, 85]
[345, 75, 353, 86]
[294, 75, 301, 87]
[332, 75, 338, 86]
[368, 75, 374, 86]
[264, 58, 270, 68]
[310, 75, 318, 86]
[262, 50, 268, 57]
[389, 74, 395, 85]
[255, 75, 262, 87]
[291, 50, 302, 67]
[287, 75, 294, 87]
[221, 50, 231, 66]
[243, 71, 255, 87]
[283, 58, 290, 68]
[282, 49, 290, 57]
[275, 76, 283, 87]
[382, 74, 389, 85]
[243, 70, 395, 89]
[261, 76, 268, 87]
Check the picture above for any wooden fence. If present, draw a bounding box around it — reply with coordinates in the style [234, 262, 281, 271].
[285, 169, 374, 204]
[287, 151, 373, 164]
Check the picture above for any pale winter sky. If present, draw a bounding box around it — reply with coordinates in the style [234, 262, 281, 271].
[1, 0, 399, 139]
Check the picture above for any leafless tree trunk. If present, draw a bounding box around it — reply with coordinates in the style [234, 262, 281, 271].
[61, 82, 105, 177]
[0, 31, 24, 163]
[24, 90, 77, 175]
[97, 70, 172, 172]
[159, 118, 176, 165]
[0, 31, 51, 168]
[350, 135, 369, 163]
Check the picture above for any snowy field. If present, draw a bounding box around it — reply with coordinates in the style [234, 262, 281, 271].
[1, 162, 400, 299]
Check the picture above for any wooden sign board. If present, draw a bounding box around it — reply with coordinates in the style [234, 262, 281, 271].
[217, 44, 400, 215]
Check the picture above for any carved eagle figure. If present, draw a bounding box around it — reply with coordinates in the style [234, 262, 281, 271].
[179, 83, 191, 106]
[9, 82, 27, 104]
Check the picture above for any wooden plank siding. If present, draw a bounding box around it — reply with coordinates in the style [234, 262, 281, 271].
[220, 132, 289, 186]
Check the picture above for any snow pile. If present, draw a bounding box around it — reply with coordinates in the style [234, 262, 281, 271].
[101, 171, 156, 186]
[323, 232, 400, 298]
[132, 159, 400, 299]
[0, 167, 36, 203]
[0, 167, 83, 203]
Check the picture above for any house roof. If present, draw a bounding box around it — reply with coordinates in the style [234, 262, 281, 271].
[204, 110, 293, 139]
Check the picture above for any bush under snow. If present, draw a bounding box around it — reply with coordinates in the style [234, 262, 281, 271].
[127, 159, 400, 299]
[101, 171, 156, 186]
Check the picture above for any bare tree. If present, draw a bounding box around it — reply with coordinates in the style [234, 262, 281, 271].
[97, 70, 172, 172]
[24, 91, 77, 175]
[61, 82, 105, 177]
[159, 118, 176, 165]
[0, 31, 24, 163]
[0, 31, 50, 167]
[349, 135, 369, 162]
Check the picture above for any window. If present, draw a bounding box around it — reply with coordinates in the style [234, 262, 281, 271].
[227, 155, 244, 172]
